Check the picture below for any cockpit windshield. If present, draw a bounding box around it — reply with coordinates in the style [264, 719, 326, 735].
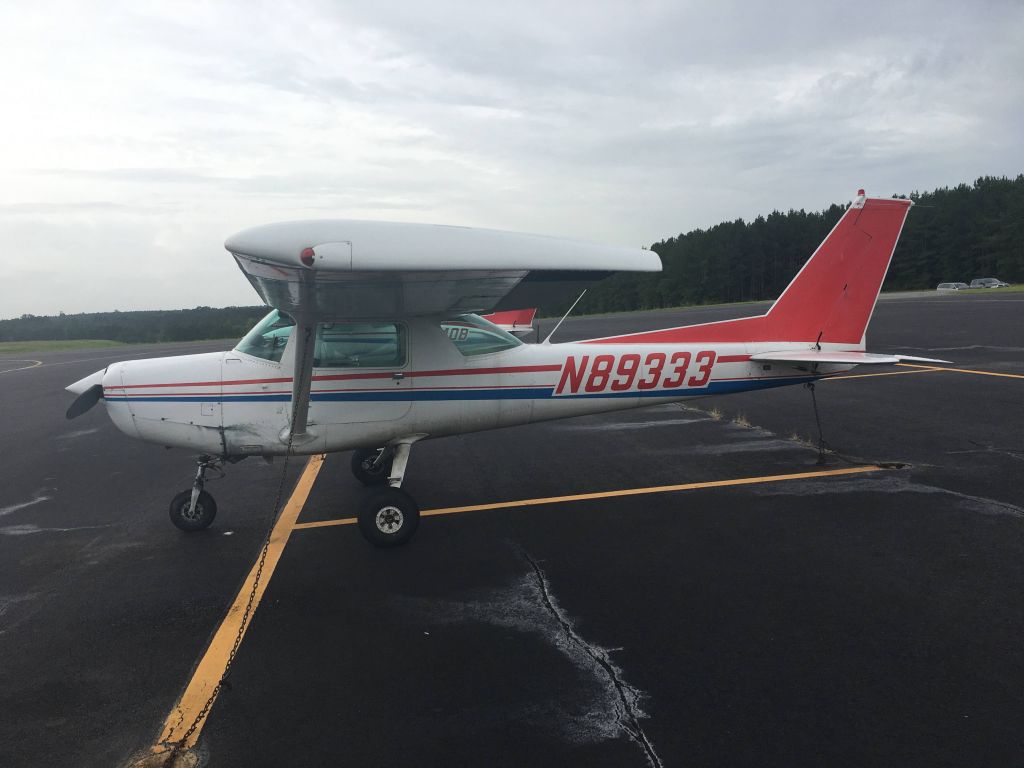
[235, 310, 294, 362]
[440, 313, 523, 356]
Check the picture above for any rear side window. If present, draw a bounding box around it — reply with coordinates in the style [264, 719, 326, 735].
[440, 313, 523, 356]
[315, 323, 405, 368]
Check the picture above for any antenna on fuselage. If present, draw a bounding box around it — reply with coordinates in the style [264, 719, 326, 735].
[541, 289, 587, 345]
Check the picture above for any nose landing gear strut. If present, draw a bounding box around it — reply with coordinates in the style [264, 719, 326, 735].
[169, 455, 223, 531]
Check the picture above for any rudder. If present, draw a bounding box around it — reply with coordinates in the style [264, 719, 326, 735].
[764, 194, 913, 345]
[581, 192, 913, 346]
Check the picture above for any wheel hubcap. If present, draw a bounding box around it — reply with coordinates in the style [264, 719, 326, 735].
[182, 502, 203, 521]
[375, 505, 404, 534]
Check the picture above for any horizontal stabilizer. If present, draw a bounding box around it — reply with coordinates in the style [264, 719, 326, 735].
[749, 350, 951, 365]
[481, 308, 537, 335]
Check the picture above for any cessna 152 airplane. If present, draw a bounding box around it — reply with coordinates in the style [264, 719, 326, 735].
[66, 191, 946, 547]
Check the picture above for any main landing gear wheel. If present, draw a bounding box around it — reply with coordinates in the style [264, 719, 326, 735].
[351, 447, 393, 486]
[358, 487, 419, 548]
[169, 489, 217, 531]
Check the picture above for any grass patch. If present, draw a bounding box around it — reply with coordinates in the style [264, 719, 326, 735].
[0, 339, 126, 356]
[960, 285, 1024, 293]
[896, 285, 1024, 295]
[789, 431, 813, 447]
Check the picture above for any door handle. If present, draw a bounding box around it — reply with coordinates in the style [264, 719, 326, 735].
[392, 372, 404, 382]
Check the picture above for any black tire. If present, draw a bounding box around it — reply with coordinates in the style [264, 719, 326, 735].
[351, 447, 392, 486]
[169, 489, 217, 531]
[358, 487, 420, 547]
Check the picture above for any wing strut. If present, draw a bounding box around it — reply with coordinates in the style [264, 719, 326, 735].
[288, 273, 317, 441]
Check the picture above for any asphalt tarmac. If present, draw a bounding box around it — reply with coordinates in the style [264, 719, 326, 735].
[1, 291, 1022, 767]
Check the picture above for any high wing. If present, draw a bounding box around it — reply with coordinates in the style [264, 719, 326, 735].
[225, 219, 660, 319]
[225, 219, 661, 439]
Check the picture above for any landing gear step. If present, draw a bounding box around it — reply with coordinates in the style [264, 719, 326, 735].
[351, 447, 393, 486]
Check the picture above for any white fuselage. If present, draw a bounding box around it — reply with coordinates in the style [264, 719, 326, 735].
[97, 316, 851, 457]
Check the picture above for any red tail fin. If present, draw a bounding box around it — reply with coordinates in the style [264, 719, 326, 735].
[765, 195, 912, 343]
[481, 308, 537, 332]
[586, 194, 913, 346]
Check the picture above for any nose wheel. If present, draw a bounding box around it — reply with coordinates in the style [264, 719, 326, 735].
[169, 455, 222, 531]
[354, 438, 422, 547]
[169, 489, 218, 531]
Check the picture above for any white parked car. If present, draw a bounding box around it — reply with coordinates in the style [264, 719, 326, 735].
[936, 282, 969, 290]
[969, 278, 1010, 288]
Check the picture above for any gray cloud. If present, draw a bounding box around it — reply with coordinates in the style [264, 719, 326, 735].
[0, 0, 1021, 316]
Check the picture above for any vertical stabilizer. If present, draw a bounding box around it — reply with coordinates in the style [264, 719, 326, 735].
[764, 193, 912, 345]
[583, 192, 913, 346]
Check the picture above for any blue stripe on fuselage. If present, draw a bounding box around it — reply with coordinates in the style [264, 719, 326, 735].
[110, 375, 815, 403]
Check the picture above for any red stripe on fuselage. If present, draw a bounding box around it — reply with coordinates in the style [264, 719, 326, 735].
[579, 316, 771, 345]
[103, 363, 564, 390]
[104, 376, 288, 390]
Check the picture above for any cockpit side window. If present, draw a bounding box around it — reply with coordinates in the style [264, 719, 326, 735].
[236, 312, 406, 368]
[314, 323, 406, 368]
[440, 314, 523, 356]
[234, 310, 294, 363]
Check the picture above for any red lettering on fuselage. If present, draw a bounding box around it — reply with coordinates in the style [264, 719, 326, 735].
[610, 354, 641, 391]
[555, 355, 590, 395]
[663, 351, 692, 388]
[555, 351, 720, 395]
[637, 352, 666, 390]
[688, 350, 716, 386]
[585, 354, 615, 392]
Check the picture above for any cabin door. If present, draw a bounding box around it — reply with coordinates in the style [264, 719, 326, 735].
[308, 321, 413, 425]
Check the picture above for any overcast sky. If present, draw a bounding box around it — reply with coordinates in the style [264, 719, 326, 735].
[1, 0, 1021, 318]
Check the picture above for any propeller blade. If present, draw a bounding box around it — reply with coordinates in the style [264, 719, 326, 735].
[66, 384, 103, 420]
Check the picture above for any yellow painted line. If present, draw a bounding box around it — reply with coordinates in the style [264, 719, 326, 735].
[0, 359, 42, 374]
[153, 453, 325, 753]
[897, 363, 1024, 380]
[824, 368, 943, 381]
[293, 465, 887, 531]
[295, 517, 359, 529]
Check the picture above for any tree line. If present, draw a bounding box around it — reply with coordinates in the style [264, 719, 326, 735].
[582, 174, 1024, 313]
[2, 174, 1021, 343]
[1, 306, 268, 344]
